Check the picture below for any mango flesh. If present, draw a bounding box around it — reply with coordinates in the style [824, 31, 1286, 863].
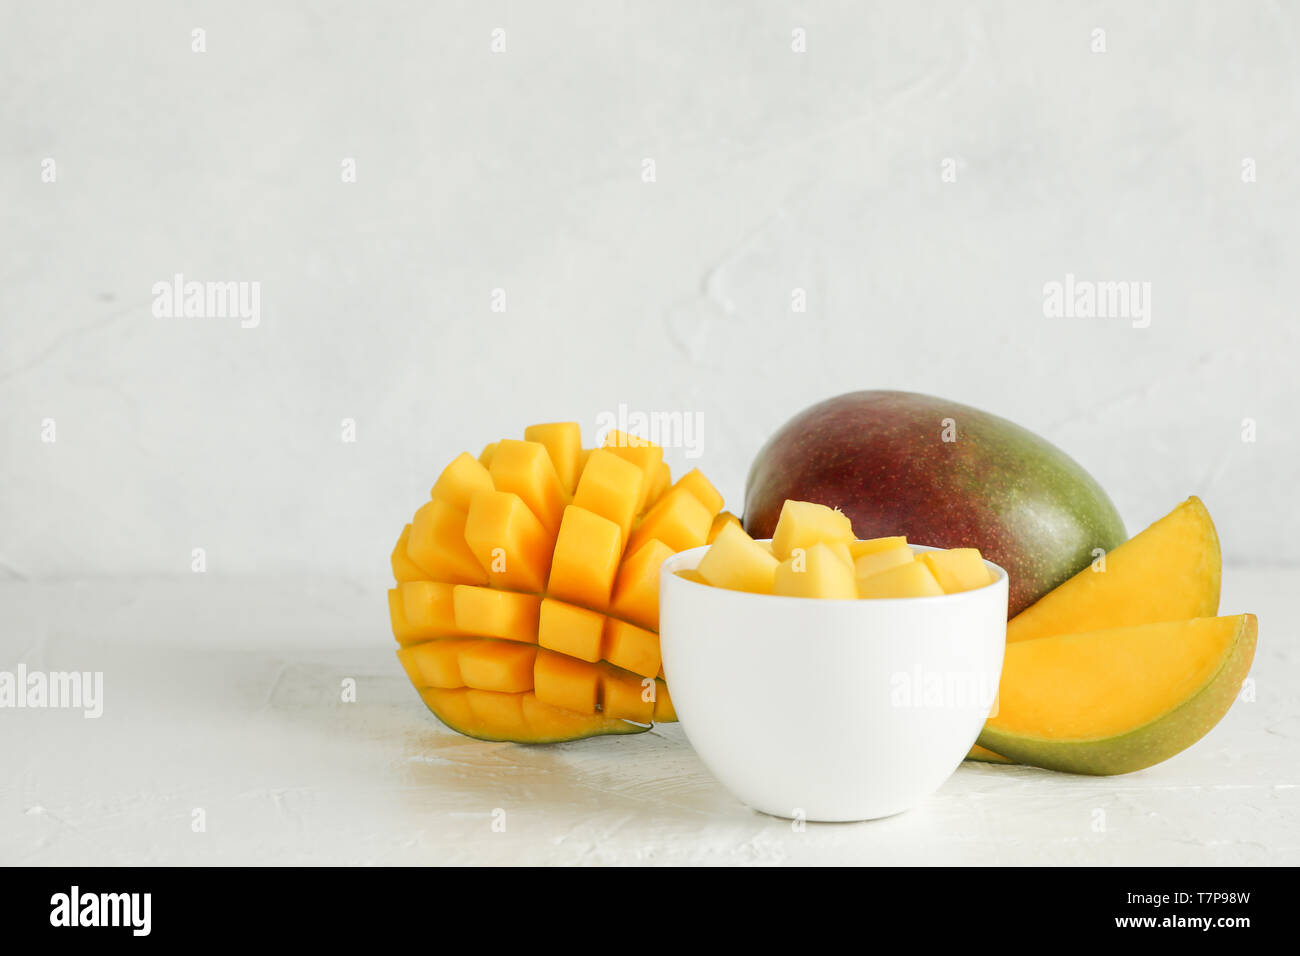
[965, 744, 1015, 764]
[967, 496, 1227, 766]
[851, 543, 914, 579]
[695, 522, 780, 594]
[743, 390, 1126, 617]
[855, 558, 945, 598]
[978, 615, 1257, 775]
[773, 543, 857, 599]
[770, 499, 855, 560]
[390, 423, 721, 743]
[1007, 496, 1220, 642]
[688, 512, 991, 600]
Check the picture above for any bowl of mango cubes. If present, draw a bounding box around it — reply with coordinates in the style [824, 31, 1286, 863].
[660, 500, 1008, 821]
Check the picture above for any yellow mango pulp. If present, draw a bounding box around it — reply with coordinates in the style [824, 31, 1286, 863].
[391, 424, 723, 742]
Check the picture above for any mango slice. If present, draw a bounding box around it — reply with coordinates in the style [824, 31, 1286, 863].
[978, 615, 1257, 775]
[1007, 496, 1220, 643]
[392, 423, 724, 743]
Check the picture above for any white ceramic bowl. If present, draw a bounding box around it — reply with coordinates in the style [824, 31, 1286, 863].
[659, 544, 1008, 822]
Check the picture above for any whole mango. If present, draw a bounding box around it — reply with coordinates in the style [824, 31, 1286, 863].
[743, 391, 1126, 617]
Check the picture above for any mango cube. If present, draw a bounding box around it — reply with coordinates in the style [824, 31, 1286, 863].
[645, 460, 671, 507]
[457, 641, 538, 694]
[388, 588, 424, 645]
[773, 543, 858, 599]
[573, 449, 643, 548]
[523, 422, 582, 495]
[407, 500, 490, 585]
[538, 598, 606, 663]
[547, 505, 622, 610]
[398, 639, 473, 688]
[825, 540, 854, 568]
[489, 439, 567, 534]
[463, 490, 553, 593]
[849, 536, 908, 559]
[601, 671, 656, 723]
[856, 560, 945, 599]
[695, 522, 779, 594]
[430, 452, 495, 511]
[771, 500, 855, 560]
[533, 649, 601, 714]
[452, 586, 542, 642]
[707, 511, 741, 544]
[391, 525, 428, 583]
[671, 468, 724, 516]
[921, 548, 992, 593]
[852, 543, 915, 580]
[399, 581, 463, 639]
[602, 430, 664, 511]
[626, 487, 712, 555]
[602, 617, 661, 678]
[610, 538, 674, 631]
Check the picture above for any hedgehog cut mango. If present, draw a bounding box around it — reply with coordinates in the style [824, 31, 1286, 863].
[389, 424, 722, 742]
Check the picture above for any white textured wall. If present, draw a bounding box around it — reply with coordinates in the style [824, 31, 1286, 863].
[3, 1, 1297, 583]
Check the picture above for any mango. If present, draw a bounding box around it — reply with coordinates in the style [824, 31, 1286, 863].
[851, 543, 914, 580]
[744, 391, 1126, 616]
[708, 511, 742, 543]
[770, 499, 855, 560]
[773, 543, 857, 599]
[856, 559, 945, 599]
[979, 615, 1257, 775]
[969, 496, 1229, 766]
[920, 548, 992, 593]
[695, 522, 779, 594]
[1007, 496, 1220, 642]
[390, 423, 725, 743]
[849, 535, 907, 558]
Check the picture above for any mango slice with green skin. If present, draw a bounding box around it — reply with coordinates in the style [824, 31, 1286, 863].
[1007, 496, 1220, 643]
[390, 423, 721, 743]
[965, 744, 1015, 764]
[966, 496, 1226, 764]
[978, 614, 1256, 775]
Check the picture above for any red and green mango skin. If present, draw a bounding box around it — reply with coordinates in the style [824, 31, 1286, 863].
[743, 391, 1127, 618]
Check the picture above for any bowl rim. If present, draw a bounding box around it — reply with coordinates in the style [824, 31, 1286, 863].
[661, 540, 1008, 607]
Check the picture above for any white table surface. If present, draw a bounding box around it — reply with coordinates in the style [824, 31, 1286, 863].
[2, 568, 1295, 866]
